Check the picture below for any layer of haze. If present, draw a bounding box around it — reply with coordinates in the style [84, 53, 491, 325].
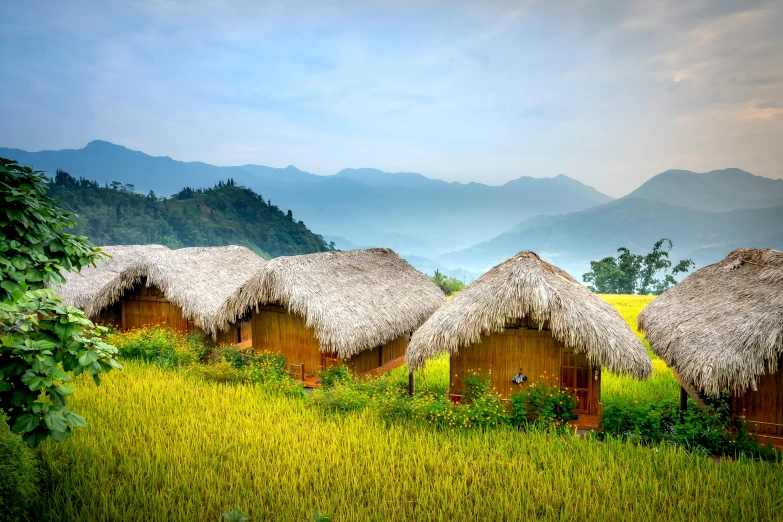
[2, 0, 782, 196]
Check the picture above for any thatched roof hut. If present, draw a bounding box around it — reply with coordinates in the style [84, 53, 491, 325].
[406, 251, 652, 378]
[227, 248, 446, 359]
[639, 248, 783, 395]
[56, 245, 267, 337]
[55, 244, 170, 317]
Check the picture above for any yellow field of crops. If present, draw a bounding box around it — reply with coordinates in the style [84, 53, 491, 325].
[33, 296, 783, 521]
[599, 295, 681, 409]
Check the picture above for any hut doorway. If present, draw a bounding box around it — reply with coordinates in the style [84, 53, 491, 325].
[561, 350, 598, 415]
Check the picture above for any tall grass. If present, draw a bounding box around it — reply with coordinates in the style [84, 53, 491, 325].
[34, 363, 783, 521]
[30, 295, 783, 520]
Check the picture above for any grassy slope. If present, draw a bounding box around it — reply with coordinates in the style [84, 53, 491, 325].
[33, 296, 783, 521]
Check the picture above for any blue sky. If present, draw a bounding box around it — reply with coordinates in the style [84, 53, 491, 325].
[1, 0, 782, 196]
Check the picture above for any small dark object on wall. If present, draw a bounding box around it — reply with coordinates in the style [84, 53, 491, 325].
[511, 371, 527, 384]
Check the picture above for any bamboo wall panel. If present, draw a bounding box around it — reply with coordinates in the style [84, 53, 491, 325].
[346, 347, 382, 375]
[215, 327, 235, 346]
[449, 328, 602, 416]
[122, 284, 191, 332]
[251, 307, 322, 376]
[252, 306, 405, 377]
[381, 336, 409, 366]
[733, 358, 783, 436]
[450, 328, 562, 398]
[240, 321, 252, 343]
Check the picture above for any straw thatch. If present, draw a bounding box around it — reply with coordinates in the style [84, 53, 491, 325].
[55, 245, 267, 337]
[141, 246, 267, 336]
[225, 248, 446, 358]
[405, 251, 652, 378]
[55, 244, 170, 317]
[638, 248, 783, 395]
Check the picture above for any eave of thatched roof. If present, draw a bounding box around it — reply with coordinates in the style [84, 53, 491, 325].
[55, 245, 267, 337]
[225, 248, 446, 358]
[55, 244, 170, 317]
[638, 248, 783, 395]
[405, 251, 652, 379]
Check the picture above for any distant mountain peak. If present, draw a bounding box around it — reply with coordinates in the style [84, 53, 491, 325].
[85, 139, 127, 150]
[627, 167, 783, 212]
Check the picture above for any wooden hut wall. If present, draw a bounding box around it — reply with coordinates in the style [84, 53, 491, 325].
[380, 336, 408, 366]
[96, 301, 123, 329]
[251, 306, 410, 378]
[449, 327, 601, 416]
[251, 305, 322, 376]
[121, 283, 193, 333]
[214, 319, 253, 347]
[346, 346, 381, 375]
[732, 358, 783, 440]
[345, 336, 409, 375]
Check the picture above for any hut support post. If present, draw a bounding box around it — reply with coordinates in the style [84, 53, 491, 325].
[672, 370, 708, 412]
[679, 386, 688, 411]
[408, 372, 415, 397]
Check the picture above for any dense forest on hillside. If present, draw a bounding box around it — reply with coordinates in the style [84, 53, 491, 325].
[48, 170, 335, 258]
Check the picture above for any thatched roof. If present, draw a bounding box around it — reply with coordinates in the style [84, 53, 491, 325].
[55, 245, 266, 336]
[406, 251, 652, 378]
[141, 246, 267, 336]
[225, 248, 446, 358]
[55, 244, 170, 317]
[638, 248, 783, 395]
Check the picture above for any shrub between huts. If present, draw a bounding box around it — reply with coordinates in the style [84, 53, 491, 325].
[0, 419, 39, 521]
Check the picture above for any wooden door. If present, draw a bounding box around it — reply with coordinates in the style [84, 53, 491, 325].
[561, 350, 592, 414]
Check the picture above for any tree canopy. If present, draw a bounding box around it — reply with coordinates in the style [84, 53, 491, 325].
[582, 239, 695, 295]
[48, 170, 335, 258]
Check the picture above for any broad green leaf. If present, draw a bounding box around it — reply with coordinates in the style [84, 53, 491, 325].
[24, 376, 44, 391]
[12, 413, 40, 434]
[49, 370, 72, 382]
[63, 411, 87, 428]
[78, 349, 99, 366]
[51, 428, 71, 442]
[43, 411, 68, 432]
[50, 388, 67, 407]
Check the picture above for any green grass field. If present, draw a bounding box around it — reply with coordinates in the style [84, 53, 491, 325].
[32, 296, 783, 521]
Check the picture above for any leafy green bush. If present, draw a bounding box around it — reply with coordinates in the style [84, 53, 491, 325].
[602, 392, 780, 460]
[0, 420, 38, 521]
[108, 326, 204, 368]
[1, 158, 121, 446]
[509, 379, 576, 431]
[192, 345, 303, 397]
[312, 382, 371, 413]
[317, 364, 352, 389]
